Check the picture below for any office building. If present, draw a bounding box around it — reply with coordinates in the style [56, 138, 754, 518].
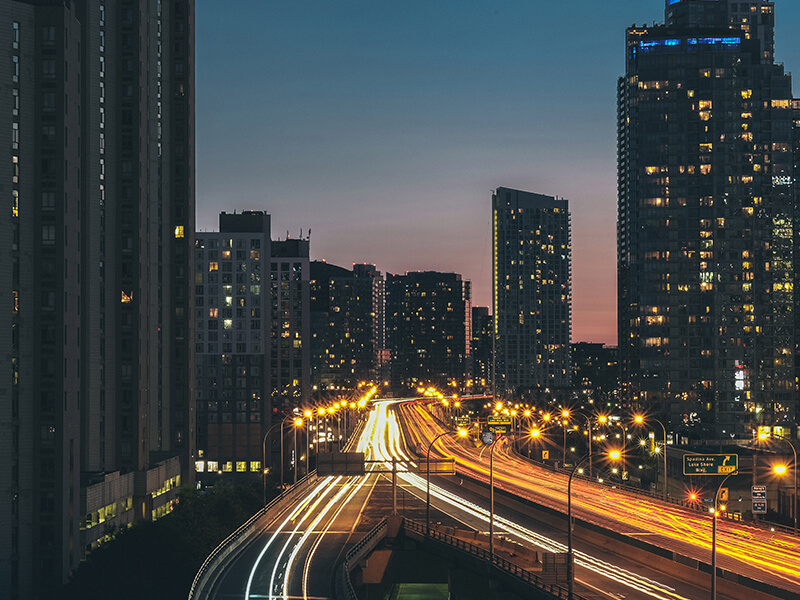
[310, 262, 385, 391]
[617, 0, 797, 438]
[0, 0, 195, 596]
[492, 187, 572, 398]
[386, 271, 472, 392]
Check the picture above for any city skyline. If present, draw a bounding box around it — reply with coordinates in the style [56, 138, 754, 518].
[196, 0, 800, 345]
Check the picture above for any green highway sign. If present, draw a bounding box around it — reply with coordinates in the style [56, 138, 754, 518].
[487, 415, 511, 426]
[455, 416, 471, 427]
[683, 454, 738, 476]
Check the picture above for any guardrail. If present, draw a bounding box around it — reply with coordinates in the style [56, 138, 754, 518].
[190, 416, 370, 600]
[188, 470, 317, 600]
[337, 517, 389, 600]
[403, 519, 586, 600]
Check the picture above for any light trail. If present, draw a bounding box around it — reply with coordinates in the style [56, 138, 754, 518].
[399, 401, 800, 595]
[246, 400, 393, 600]
[370, 400, 692, 600]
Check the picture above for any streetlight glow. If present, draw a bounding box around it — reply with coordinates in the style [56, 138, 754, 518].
[774, 464, 788, 475]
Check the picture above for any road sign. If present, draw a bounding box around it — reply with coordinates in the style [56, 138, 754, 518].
[753, 500, 767, 515]
[418, 459, 456, 476]
[488, 415, 511, 425]
[317, 452, 365, 476]
[683, 454, 738, 475]
[542, 450, 550, 460]
[719, 488, 728, 502]
[752, 485, 767, 500]
[481, 431, 494, 445]
[455, 416, 471, 427]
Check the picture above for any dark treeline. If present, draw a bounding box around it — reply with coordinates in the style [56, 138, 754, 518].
[57, 479, 272, 600]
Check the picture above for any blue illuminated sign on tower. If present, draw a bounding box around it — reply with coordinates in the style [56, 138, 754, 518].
[667, 0, 719, 5]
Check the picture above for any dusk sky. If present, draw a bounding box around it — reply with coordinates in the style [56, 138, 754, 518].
[195, 0, 800, 345]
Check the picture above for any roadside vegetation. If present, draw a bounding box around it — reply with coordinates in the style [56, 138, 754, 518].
[57, 478, 273, 600]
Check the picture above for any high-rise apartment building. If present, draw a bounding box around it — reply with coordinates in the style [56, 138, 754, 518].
[195, 212, 271, 479]
[617, 0, 796, 438]
[471, 307, 493, 393]
[386, 271, 471, 391]
[271, 238, 311, 408]
[310, 261, 385, 390]
[492, 187, 572, 398]
[194, 212, 310, 481]
[0, 1, 194, 596]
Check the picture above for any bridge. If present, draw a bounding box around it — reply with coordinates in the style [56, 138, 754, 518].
[189, 399, 800, 600]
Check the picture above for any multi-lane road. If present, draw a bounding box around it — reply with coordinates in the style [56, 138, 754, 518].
[206, 398, 797, 599]
[400, 399, 800, 597]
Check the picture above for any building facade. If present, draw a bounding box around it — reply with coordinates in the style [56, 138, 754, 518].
[471, 307, 492, 393]
[0, 0, 195, 596]
[492, 187, 572, 398]
[386, 271, 472, 392]
[194, 212, 310, 481]
[571, 343, 619, 410]
[618, 0, 797, 438]
[310, 261, 385, 391]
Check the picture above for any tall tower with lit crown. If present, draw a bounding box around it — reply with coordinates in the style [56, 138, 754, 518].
[618, 0, 796, 439]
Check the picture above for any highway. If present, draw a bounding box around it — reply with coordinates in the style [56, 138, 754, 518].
[210, 409, 387, 600]
[372, 400, 740, 600]
[207, 397, 793, 599]
[399, 400, 800, 597]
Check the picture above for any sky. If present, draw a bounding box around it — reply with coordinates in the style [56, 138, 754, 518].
[195, 0, 800, 345]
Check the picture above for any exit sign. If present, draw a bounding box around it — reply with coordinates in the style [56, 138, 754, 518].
[683, 454, 738, 476]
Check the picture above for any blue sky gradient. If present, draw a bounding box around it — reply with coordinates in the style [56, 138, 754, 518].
[196, 0, 800, 344]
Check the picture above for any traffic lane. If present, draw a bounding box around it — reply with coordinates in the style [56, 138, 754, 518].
[287, 473, 384, 599]
[401, 404, 800, 594]
[430, 473, 740, 600]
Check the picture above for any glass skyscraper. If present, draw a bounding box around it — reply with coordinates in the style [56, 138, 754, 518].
[617, 0, 796, 439]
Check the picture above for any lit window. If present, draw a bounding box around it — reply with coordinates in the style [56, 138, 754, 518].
[209, 262, 218, 272]
[250, 461, 261, 472]
[174, 225, 184, 238]
[195, 461, 205, 473]
[236, 461, 246, 473]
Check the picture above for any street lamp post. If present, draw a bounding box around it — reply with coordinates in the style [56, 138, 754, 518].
[292, 417, 304, 484]
[711, 471, 737, 600]
[488, 432, 506, 559]
[426, 428, 467, 534]
[759, 433, 797, 534]
[568, 450, 621, 600]
[303, 410, 313, 476]
[634, 415, 668, 501]
[261, 414, 295, 505]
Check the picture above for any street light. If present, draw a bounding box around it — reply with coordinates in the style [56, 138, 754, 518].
[568, 449, 622, 600]
[633, 414, 668, 501]
[710, 470, 737, 600]
[426, 427, 468, 534]
[303, 409, 313, 475]
[261, 414, 302, 505]
[758, 432, 797, 534]
[292, 417, 304, 484]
